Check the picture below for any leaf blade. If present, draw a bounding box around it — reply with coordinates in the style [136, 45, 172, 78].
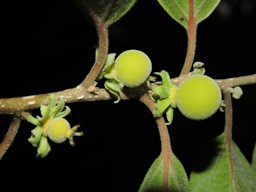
[74, 0, 137, 25]
[139, 154, 190, 192]
[195, 0, 221, 24]
[252, 143, 256, 175]
[157, 0, 188, 28]
[157, 0, 220, 28]
[190, 134, 256, 192]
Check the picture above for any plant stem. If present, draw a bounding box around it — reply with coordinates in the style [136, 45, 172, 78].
[0, 73, 255, 114]
[140, 94, 172, 191]
[223, 88, 236, 188]
[180, 0, 197, 75]
[80, 12, 109, 88]
[0, 116, 21, 159]
[223, 89, 233, 144]
[217, 73, 256, 88]
[0, 84, 116, 114]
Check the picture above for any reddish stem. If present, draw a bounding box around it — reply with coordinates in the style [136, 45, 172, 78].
[180, 0, 197, 75]
[223, 90, 233, 141]
[140, 94, 172, 191]
[223, 89, 236, 188]
[81, 12, 109, 88]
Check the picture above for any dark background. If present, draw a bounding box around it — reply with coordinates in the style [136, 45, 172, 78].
[0, 0, 255, 191]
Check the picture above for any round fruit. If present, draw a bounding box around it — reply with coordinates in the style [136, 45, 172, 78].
[176, 75, 221, 120]
[115, 49, 152, 87]
[47, 118, 70, 143]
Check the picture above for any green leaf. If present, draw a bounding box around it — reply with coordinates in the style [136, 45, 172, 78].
[152, 70, 173, 100]
[74, 0, 137, 25]
[155, 70, 172, 89]
[97, 53, 116, 80]
[139, 154, 190, 192]
[28, 126, 43, 147]
[190, 134, 256, 192]
[195, 0, 221, 24]
[37, 136, 51, 158]
[166, 107, 174, 125]
[157, 0, 220, 28]
[55, 106, 71, 118]
[40, 105, 48, 119]
[252, 143, 256, 175]
[154, 98, 171, 118]
[50, 98, 65, 117]
[153, 85, 170, 100]
[26, 115, 40, 126]
[104, 79, 124, 103]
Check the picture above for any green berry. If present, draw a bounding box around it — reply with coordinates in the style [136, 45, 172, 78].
[114, 49, 152, 87]
[176, 75, 221, 120]
[47, 118, 70, 143]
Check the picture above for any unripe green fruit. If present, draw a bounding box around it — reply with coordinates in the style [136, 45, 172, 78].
[47, 118, 70, 143]
[115, 49, 152, 87]
[177, 75, 221, 120]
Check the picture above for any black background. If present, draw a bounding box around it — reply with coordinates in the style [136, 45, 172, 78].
[0, 0, 255, 191]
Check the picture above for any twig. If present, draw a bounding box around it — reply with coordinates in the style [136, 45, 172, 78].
[180, 0, 197, 75]
[165, 73, 256, 89]
[140, 93, 172, 191]
[0, 84, 123, 114]
[0, 73, 255, 115]
[0, 115, 21, 159]
[216, 73, 256, 89]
